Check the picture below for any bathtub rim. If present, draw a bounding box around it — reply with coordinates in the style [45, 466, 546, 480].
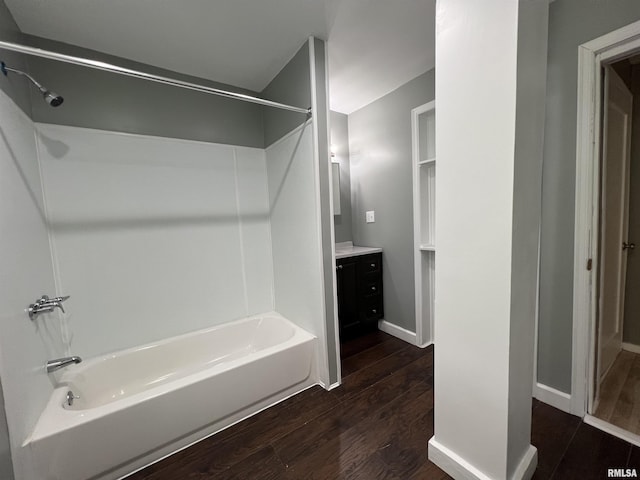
[57, 310, 303, 382]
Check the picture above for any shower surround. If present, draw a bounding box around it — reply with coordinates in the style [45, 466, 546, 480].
[0, 36, 334, 480]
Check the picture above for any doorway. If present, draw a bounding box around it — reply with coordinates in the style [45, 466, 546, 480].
[572, 20, 640, 446]
[591, 60, 638, 434]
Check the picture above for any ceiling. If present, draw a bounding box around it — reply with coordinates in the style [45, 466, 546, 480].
[5, 0, 435, 114]
[328, 0, 435, 113]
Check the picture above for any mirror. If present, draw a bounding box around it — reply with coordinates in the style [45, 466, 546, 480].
[332, 162, 341, 215]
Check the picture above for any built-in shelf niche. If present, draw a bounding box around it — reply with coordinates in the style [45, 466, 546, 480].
[412, 100, 436, 347]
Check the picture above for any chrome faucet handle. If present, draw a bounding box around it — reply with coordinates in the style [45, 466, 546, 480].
[50, 295, 70, 303]
[37, 300, 62, 311]
[28, 304, 53, 319]
[28, 294, 70, 319]
[50, 301, 65, 313]
[38, 295, 70, 312]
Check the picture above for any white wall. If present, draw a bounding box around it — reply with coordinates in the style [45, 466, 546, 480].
[429, 0, 545, 479]
[0, 90, 57, 480]
[266, 121, 329, 385]
[36, 123, 274, 358]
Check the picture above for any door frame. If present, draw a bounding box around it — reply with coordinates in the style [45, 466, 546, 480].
[573, 19, 640, 417]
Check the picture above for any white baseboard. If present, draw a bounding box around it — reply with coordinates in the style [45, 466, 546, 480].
[623, 342, 640, 355]
[584, 414, 640, 448]
[428, 438, 537, 480]
[324, 381, 341, 391]
[511, 446, 538, 480]
[378, 320, 417, 345]
[533, 382, 572, 414]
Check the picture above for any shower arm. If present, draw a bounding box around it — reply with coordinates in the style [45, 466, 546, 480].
[1, 62, 47, 93]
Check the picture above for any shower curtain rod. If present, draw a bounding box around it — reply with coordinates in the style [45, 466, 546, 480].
[0, 40, 312, 115]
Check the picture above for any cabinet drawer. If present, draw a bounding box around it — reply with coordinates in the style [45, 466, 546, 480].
[360, 254, 381, 274]
[361, 279, 381, 297]
[362, 297, 384, 321]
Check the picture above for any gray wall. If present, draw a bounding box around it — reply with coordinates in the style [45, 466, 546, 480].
[348, 70, 435, 332]
[624, 65, 640, 347]
[21, 34, 265, 148]
[538, 0, 640, 393]
[261, 43, 311, 147]
[0, 382, 13, 480]
[330, 110, 353, 243]
[0, 0, 31, 116]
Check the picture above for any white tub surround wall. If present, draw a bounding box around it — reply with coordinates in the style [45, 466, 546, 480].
[0, 89, 57, 480]
[35, 123, 274, 359]
[27, 313, 316, 480]
[266, 121, 330, 385]
[429, 1, 548, 480]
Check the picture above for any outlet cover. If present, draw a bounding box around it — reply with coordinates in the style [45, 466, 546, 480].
[366, 211, 375, 223]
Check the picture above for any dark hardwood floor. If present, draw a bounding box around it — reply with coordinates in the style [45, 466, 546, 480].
[128, 331, 640, 479]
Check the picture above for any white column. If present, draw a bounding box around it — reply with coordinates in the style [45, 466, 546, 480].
[428, 1, 548, 479]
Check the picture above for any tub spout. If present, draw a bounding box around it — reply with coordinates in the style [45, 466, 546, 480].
[46, 356, 82, 373]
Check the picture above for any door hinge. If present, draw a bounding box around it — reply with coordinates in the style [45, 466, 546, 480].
[587, 258, 593, 271]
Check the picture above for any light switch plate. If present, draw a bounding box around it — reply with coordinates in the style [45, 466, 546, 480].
[366, 210, 375, 223]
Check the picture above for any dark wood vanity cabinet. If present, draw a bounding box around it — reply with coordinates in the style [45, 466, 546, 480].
[336, 252, 384, 340]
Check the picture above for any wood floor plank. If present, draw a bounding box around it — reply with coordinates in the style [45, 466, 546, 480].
[283, 384, 433, 479]
[221, 446, 288, 480]
[610, 353, 640, 434]
[552, 423, 631, 480]
[346, 454, 404, 480]
[375, 400, 434, 478]
[341, 336, 410, 377]
[340, 331, 393, 360]
[530, 400, 581, 477]
[595, 351, 634, 421]
[333, 344, 431, 401]
[627, 445, 640, 470]
[273, 354, 432, 466]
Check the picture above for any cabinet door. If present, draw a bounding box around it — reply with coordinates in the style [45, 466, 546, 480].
[336, 259, 359, 338]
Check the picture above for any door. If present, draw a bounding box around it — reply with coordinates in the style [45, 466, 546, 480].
[336, 258, 359, 339]
[597, 65, 633, 400]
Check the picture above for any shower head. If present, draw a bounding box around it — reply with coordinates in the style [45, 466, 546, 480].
[42, 90, 64, 107]
[1, 61, 64, 107]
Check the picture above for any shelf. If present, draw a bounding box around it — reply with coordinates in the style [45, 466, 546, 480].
[419, 245, 436, 252]
[418, 158, 436, 166]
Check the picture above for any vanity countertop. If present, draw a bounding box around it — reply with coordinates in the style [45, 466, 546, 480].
[335, 241, 382, 260]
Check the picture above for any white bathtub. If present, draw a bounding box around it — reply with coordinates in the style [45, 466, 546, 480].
[25, 312, 317, 480]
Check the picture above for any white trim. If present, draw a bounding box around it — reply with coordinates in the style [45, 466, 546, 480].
[572, 19, 640, 418]
[584, 415, 640, 448]
[428, 438, 537, 480]
[510, 446, 539, 480]
[324, 43, 343, 388]
[412, 100, 436, 348]
[378, 320, 421, 346]
[533, 227, 541, 393]
[320, 381, 341, 391]
[622, 342, 640, 354]
[308, 37, 332, 389]
[533, 383, 572, 414]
